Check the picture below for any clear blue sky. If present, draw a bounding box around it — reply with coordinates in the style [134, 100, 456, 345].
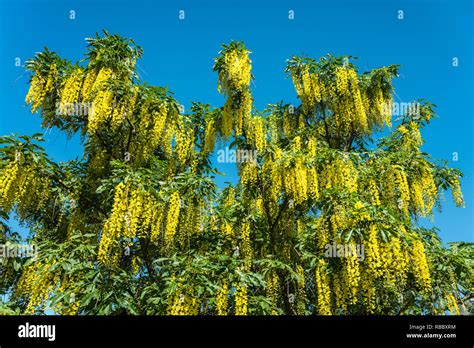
[0, 0, 472, 243]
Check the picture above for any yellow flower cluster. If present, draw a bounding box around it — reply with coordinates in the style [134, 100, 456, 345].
[98, 182, 128, 267]
[267, 272, 280, 315]
[391, 165, 410, 215]
[347, 68, 368, 133]
[381, 236, 408, 286]
[361, 273, 377, 314]
[168, 288, 200, 315]
[410, 169, 437, 216]
[234, 284, 248, 315]
[217, 46, 253, 137]
[218, 49, 251, 93]
[366, 225, 382, 278]
[330, 204, 350, 233]
[59, 68, 83, 107]
[236, 89, 252, 135]
[150, 206, 164, 242]
[335, 67, 349, 95]
[295, 264, 307, 314]
[292, 66, 321, 112]
[268, 151, 283, 202]
[368, 180, 381, 205]
[343, 243, 360, 305]
[307, 167, 319, 201]
[281, 157, 318, 205]
[175, 125, 194, 165]
[221, 100, 234, 138]
[215, 281, 229, 315]
[221, 221, 233, 241]
[450, 177, 464, 207]
[203, 118, 216, 153]
[0, 162, 21, 211]
[165, 192, 181, 250]
[25, 65, 58, 113]
[332, 271, 347, 312]
[368, 89, 392, 128]
[111, 86, 139, 130]
[91, 68, 111, 92]
[25, 75, 47, 113]
[54, 274, 82, 315]
[126, 188, 155, 238]
[411, 239, 432, 292]
[307, 137, 317, 157]
[15, 260, 58, 314]
[0, 161, 51, 217]
[294, 158, 308, 205]
[322, 157, 358, 193]
[445, 293, 460, 315]
[98, 183, 158, 266]
[81, 70, 97, 101]
[89, 90, 114, 133]
[241, 221, 253, 269]
[240, 162, 258, 188]
[315, 259, 332, 315]
[247, 116, 266, 153]
[325, 66, 369, 134]
[315, 217, 329, 250]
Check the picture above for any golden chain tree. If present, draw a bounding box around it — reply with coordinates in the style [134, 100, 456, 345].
[0, 31, 472, 315]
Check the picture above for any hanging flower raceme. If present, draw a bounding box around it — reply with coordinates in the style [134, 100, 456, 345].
[111, 85, 139, 130]
[347, 68, 368, 133]
[343, 242, 360, 305]
[315, 259, 332, 315]
[291, 65, 322, 112]
[240, 161, 258, 188]
[217, 45, 252, 94]
[247, 116, 266, 153]
[410, 167, 437, 216]
[215, 42, 253, 138]
[410, 239, 432, 293]
[0, 160, 52, 219]
[234, 284, 248, 315]
[168, 280, 200, 315]
[322, 157, 358, 193]
[445, 293, 460, 315]
[450, 177, 464, 207]
[25, 64, 59, 114]
[378, 235, 408, 287]
[215, 281, 229, 315]
[365, 225, 382, 278]
[368, 180, 381, 206]
[87, 68, 113, 133]
[15, 259, 59, 314]
[267, 272, 280, 315]
[58, 67, 83, 116]
[203, 117, 216, 154]
[388, 165, 410, 216]
[295, 264, 307, 315]
[240, 221, 253, 270]
[98, 183, 159, 267]
[164, 191, 181, 251]
[175, 124, 195, 165]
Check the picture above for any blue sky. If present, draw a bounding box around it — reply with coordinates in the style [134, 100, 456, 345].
[0, 0, 472, 242]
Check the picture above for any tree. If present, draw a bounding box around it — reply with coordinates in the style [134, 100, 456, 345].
[0, 31, 472, 315]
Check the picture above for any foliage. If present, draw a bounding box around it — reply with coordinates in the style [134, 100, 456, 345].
[0, 31, 472, 315]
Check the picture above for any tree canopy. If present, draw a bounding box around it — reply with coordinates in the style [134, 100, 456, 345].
[0, 31, 472, 315]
